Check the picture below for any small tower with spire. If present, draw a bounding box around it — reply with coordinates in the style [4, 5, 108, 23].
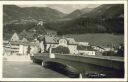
[37, 19, 46, 26]
[36, 19, 47, 35]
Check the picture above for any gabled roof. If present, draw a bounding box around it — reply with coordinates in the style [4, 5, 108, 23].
[9, 41, 37, 46]
[77, 45, 95, 51]
[44, 35, 58, 44]
[66, 38, 77, 45]
[44, 36, 77, 45]
[39, 35, 77, 45]
[11, 33, 19, 41]
[22, 38, 28, 42]
[58, 37, 77, 45]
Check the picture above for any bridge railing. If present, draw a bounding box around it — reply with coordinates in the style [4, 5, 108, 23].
[33, 53, 124, 70]
[55, 54, 124, 62]
[54, 54, 124, 70]
[34, 53, 124, 62]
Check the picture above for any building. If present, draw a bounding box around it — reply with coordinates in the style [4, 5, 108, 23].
[78, 50, 95, 55]
[77, 42, 89, 46]
[10, 32, 19, 41]
[3, 40, 9, 47]
[92, 46, 105, 52]
[92, 45, 114, 53]
[77, 45, 96, 55]
[58, 38, 78, 54]
[44, 35, 58, 51]
[9, 40, 39, 55]
[5, 33, 39, 55]
[37, 20, 45, 26]
[45, 29, 57, 37]
[9, 41, 21, 54]
[39, 35, 78, 54]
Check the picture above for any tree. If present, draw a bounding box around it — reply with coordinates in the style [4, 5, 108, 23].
[102, 51, 115, 56]
[116, 44, 124, 57]
[51, 46, 70, 54]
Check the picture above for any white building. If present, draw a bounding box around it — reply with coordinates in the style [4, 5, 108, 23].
[19, 43, 28, 55]
[92, 46, 114, 52]
[59, 38, 78, 54]
[10, 32, 19, 41]
[77, 42, 89, 46]
[39, 36, 78, 54]
[37, 20, 45, 26]
[78, 50, 95, 55]
[8, 33, 39, 55]
[92, 46, 105, 52]
[77, 45, 96, 55]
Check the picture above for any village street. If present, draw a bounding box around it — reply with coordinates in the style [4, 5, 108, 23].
[3, 61, 68, 78]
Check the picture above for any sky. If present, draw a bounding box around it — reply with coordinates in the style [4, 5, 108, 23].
[18, 4, 101, 14]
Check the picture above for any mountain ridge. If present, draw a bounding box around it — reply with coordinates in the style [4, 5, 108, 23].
[3, 4, 124, 40]
[65, 8, 93, 19]
[3, 5, 66, 24]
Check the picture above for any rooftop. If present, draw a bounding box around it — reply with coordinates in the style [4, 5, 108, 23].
[9, 41, 37, 46]
[77, 45, 95, 51]
[43, 35, 77, 45]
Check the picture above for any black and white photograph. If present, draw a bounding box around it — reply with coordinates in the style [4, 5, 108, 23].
[1, 1, 127, 81]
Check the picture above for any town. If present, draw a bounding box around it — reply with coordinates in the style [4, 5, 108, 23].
[3, 20, 124, 58]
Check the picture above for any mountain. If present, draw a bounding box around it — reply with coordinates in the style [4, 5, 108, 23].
[3, 5, 65, 24]
[81, 4, 124, 19]
[3, 4, 124, 40]
[46, 4, 124, 34]
[65, 8, 93, 19]
[65, 9, 82, 19]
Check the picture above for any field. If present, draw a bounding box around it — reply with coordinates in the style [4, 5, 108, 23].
[65, 33, 124, 48]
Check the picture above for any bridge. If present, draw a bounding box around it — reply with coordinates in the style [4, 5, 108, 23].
[33, 53, 124, 78]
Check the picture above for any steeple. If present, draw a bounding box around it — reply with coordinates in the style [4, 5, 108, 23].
[36, 19, 47, 35]
[37, 19, 46, 26]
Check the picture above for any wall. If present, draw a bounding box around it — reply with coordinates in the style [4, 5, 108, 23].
[68, 45, 78, 54]
[55, 54, 124, 70]
[19, 45, 28, 55]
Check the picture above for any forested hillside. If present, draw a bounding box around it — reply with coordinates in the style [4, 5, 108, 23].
[3, 4, 124, 40]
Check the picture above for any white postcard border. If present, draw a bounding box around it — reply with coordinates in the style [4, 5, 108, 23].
[0, 0, 127, 81]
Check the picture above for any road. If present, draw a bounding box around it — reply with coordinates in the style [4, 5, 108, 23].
[3, 61, 68, 78]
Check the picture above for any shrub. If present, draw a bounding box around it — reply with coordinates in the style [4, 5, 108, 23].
[102, 51, 115, 56]
[51, 46, 70, 54]
[116, 44, 124, 57]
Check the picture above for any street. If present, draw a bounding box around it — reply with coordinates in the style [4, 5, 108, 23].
[3, 61, 68, 78]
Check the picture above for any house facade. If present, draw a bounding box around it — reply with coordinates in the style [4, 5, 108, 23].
[58, 38, 78, 54]
[77, 42, 89, 46]
[6, 33, 39, 55]
[92, 46, 105, 52]
[77, 45, 96, 55]
[92, 46, 114, 53]
[39, 35, 78, 54]
[78, 50, 95, 55]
